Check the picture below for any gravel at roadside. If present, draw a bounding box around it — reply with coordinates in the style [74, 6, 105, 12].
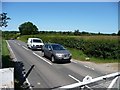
[73, 59, 119, 74]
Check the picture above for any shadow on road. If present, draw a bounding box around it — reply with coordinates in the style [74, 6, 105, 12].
[2, 55, 31, 89]
[43, 55, 71, 64]
[54, 61, 71, 64]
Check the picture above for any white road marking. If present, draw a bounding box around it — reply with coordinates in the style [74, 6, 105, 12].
[85, 85, 93, 90]
[62, 74, 91, 89]
[91, 68, 94, 70]
[60, 72, 120, 89]
[6, 40, 17, 61]
[84, 65, 94, 70]
[22, 46, 29, 50]
[108, 77, 118, 88]
[37, 82, 41, 85]
[84, 65, 89, 68]
[33, 52, 52, 65]
[17, 43, 21, 46]
[68, 74, 81, 83]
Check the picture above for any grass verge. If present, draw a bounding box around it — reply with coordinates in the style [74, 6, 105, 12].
[68, 47, 119, 63]
[2, 40, 14, 68]
[2, 40, 23, 89]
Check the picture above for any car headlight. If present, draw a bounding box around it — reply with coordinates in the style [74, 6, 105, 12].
[55, 53, 63, 57]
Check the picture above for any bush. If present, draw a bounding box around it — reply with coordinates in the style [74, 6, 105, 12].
[19, 35, 120, 59]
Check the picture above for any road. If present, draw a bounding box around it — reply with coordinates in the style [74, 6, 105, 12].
[7, 40, 119, 89]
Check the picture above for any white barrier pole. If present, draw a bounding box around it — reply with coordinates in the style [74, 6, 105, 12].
[60, 72, 120, 89]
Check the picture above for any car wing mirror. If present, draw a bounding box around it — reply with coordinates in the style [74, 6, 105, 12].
[48, 48, 52, 51]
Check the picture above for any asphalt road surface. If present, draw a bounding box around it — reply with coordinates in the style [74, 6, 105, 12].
[7, 40, 119, 90]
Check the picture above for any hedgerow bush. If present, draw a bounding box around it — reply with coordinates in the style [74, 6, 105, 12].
[19, 35, 120, 59]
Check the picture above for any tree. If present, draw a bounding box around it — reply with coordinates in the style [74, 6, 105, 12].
[74, 29, 80, 35]
[18, 22, 39, 35]
[0, 13, 11, 27]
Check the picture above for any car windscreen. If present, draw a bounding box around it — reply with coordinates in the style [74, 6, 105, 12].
[52, 44, 65, 50]
[33, 39, 42, 43]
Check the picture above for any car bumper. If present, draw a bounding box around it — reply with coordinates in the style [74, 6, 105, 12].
[32, 45, 43, 49]
[54, 56, 72, 62]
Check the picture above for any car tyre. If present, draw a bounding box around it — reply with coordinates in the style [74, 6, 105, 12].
[51, 56, 55, 63]
[41, 51, 45, 57]
[27, 45, 29, 48]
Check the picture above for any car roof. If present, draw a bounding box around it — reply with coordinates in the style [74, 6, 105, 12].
[28, 38, 41, 40]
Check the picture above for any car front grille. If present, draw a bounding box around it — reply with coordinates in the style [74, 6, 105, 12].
[36, 45, 43, 48]
[64, 54, 70, 57]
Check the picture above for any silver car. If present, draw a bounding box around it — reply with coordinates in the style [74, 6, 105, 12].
[42, 43, 72, 63]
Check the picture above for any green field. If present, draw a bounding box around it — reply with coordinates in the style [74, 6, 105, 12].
[18, 34, 119, 63]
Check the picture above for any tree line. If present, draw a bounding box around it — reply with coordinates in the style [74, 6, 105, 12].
[0, 13, 119, 36]
[0, 12, 119, 39]
[17, 21, 120, 36]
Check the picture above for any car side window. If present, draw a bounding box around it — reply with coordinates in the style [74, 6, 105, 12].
[30, 40, 32, 43]
[45, 44, 52, 50]
[48, 45, 50, 49]
[45, 44, 48, 49]
[48, 45, 52, 50]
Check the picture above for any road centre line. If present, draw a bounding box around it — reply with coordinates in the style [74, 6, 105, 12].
[37, 82, 41, 85]
[22, 46, 29, 50]
[108, 77, 118, 88]
[84, 65, 94, 71]
[84, 85, 93, 90]
[72, 60, 94, 71]
[68, 74, 91, 89]
[17, 43, 21, 46]
[91, 68, 94, 70]
[84, 65, 89, 68]
[33, 52, 52, 65]
[68, 74, 81, 83]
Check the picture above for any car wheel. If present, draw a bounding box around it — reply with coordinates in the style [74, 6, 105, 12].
[68, 60, 71, 63]
[51, 56, 55, 63]
[41, 51, 45, 57]
[27, 45, 30, 49]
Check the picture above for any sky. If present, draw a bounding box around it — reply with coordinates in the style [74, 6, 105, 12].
[1, 2, 118, 34]
[1, 0, 120, 2]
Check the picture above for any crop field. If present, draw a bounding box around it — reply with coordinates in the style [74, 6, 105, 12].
[19, 34, 120, 63]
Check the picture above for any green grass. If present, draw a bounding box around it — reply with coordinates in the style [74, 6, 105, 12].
[90, 57, 119, 63]
[67, 47, 87, 60]
[2, 40, 10, 55]
[68, 48, 119, 63]
[2, 40, 23, 89]
[2, 40, 13, 68]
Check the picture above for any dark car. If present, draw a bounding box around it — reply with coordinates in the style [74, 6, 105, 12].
[42, 43, 72, 63]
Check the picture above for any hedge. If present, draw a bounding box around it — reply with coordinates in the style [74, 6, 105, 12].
[19, 35, 120, 59]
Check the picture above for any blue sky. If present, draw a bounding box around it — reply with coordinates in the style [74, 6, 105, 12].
[2, 2, 118, 34]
